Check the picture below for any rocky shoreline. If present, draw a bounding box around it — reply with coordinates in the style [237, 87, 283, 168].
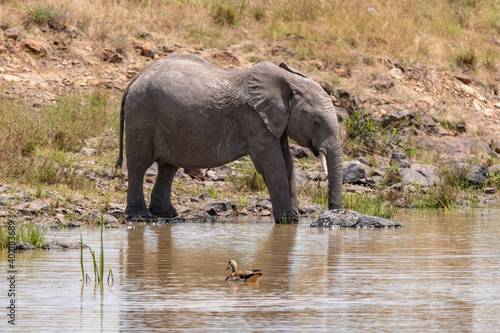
[1, 140, 499, 231]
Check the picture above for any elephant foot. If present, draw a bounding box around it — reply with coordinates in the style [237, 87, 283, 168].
[149, 205, 178, 218]
[274, 210, 297, 224]
[124, 205, 153, 219]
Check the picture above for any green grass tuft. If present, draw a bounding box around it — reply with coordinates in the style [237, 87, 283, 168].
[0, 221, 48, 248]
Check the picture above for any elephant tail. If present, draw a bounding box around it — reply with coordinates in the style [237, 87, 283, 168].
[115, 88, 126, 170]
[116, 74, 139, 171]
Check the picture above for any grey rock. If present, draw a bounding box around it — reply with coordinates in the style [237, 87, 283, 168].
[343, 161, 367, 184]
[307, 171, 327, 181]
[245, 196, 273, 213]
[299, 204, 321, 216]
[206, 170, 219, 181]
[4, 27, 20, 40]
[488, 164, 500, 174]
[453, 163, 488, 185]
[373, 75, 395, 91]
[0, 194, 15, 206]
[381, 109, 409, 128]
[14, 201, 48, 214]
[469, 165, 488, 185]
[199, 192, 212, 200]
[311, 209, 404, 228]
[399, 168, 439, 187]
[176, 205, 191, 214]
[80, 147, 97, 156]
[294, 170, 309, 188]
[15, 241, 37, 250]
[357, 157, 370, 166]
[146, 162, 158, 176]
[0, 185, 13, 193]
[92, 212, 119, 224]
[390, 153, 411, 168]
[44, 239, 88, 250]
[484, 187, 496, 194]
[199, 199, 237, 216]
[289, 144, 310, 158]
[163, 45, 176, 53]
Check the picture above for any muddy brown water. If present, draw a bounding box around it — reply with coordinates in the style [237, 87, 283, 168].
[2, 208, 500, 332]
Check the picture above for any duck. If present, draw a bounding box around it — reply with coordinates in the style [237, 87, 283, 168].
[225, 260, 263, 282]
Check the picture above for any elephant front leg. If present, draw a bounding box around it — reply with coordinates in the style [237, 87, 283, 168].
[251, 147, 294, 223]
[148, 163, 179, 218]
[281, 136, 299, 221]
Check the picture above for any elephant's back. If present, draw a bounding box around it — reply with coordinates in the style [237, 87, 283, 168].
[135, 53, 238, 85]
[128, 54, 244, 114]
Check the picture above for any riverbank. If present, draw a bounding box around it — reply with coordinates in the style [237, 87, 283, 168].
[1, 1, 500, 230]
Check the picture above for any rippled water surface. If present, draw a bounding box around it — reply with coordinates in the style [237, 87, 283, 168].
[2, 208, 500, 332]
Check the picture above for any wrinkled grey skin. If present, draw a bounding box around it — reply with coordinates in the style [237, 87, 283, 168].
[116, 54, 342, 223]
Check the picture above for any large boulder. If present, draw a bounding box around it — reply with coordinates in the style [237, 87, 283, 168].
[399, 168, 439, 187]
[311, 209, 404, 228]
[13, 201, 48, 214]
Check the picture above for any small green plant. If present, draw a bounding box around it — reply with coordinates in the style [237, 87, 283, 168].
[383, 165, 402, 186]
[27, 6, 57, 26]
[409, 184, 458, 209]
[80, 216, 113, 284]
[299, 184, 328, 209]
[213, 1, 238, 26]
[455, 48, 477, 69]
[205, 185, 220, 199]
[0, 221, 48, 248]
[228, 162, 267, 193]
[251, 8, 265, 21]
[343, 193, 396, 219]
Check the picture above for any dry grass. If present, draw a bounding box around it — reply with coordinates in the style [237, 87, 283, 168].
[2, 0, 500, 71]
[0, 87, 119, 192]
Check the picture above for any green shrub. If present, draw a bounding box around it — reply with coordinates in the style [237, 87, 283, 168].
[344, 108, 408, 156]
[26, 6, 67, 29]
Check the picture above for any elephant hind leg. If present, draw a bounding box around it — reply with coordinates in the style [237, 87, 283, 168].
[125, 148, 155, 218]
[125, 164, 154, 218]
[149, 163, 179, 218]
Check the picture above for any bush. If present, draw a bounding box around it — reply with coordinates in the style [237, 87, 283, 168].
[344, 108, 408, 156]
[26, 6, 67, 30]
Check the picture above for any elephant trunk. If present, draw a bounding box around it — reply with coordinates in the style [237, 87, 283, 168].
[325, 143, 343, 210]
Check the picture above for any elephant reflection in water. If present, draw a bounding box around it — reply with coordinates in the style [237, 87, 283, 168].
[116, 54, 342, 223]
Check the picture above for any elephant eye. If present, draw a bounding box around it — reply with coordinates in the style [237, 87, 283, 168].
[313, 118, 321, 128]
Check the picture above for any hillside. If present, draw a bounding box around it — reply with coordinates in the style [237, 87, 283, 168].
[1, 0, 500, 227]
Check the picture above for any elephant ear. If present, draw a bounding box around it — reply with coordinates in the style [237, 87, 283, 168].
[245, 61, 292, 138]
[279, 63, 307, 78]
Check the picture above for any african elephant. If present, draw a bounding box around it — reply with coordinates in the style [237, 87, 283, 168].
[116, 54, 342, 223]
